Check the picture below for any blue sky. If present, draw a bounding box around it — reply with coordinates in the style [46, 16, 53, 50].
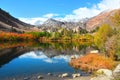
[0, 0, 100, 18]
[0, 0, 120, 24]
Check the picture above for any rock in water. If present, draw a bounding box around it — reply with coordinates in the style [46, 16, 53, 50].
[72, 73, 81, 78]
[37, 75, 43, 79]
[23, 77, 29, 80]
[13, 78, 16, 80]
[58, 75, 61, 77]
[47, 73, 52, 76]
[61, 73, 69, 78]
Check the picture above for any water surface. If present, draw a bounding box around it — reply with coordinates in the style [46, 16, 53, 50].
[0, 42, 93, 79]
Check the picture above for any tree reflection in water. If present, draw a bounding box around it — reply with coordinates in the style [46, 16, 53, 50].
[0, 41, 93, 68]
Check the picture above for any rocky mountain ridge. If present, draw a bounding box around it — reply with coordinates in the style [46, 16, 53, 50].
[86, 10, 117, 31]
[0, 8, 35, 32]
[39, 9, 119, 32]
[39, 18, 87, 33]
[0, 8, 119, 33]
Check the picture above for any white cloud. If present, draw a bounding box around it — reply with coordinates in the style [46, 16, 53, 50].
[98, 0, 120, 11]
[19, 0, 120, 25]
[63, 0, 120, 21]
[19, 51, 55, 63]
[43, 13, 59, 18]
[63, 7, 100, 21]
[19, 51, 47, 59]
[19, 51, 81, 63]
[53, 55, 71, 62]
[19, 17, 47, 25]
[19, 13, 59, 25]
[44, 59, 53, 63]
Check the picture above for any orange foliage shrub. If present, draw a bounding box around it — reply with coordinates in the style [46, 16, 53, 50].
[70, 53, 115, 72]
[0, 31, 33, 41]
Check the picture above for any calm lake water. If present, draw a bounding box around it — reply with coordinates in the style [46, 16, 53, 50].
[0, 42, 93, 79]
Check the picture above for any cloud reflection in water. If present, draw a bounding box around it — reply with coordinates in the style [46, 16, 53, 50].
[19, 51, 79, 63]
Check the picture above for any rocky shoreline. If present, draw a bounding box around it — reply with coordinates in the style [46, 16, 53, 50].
[2, 64, 120, 80]
[2, 72, 90, 80]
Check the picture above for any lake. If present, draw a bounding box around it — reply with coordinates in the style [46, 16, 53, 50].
[0, 42, 93, 79]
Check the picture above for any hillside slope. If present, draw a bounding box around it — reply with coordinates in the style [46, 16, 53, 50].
[86, 9, 119, 32]
[0, 8, 35, 32]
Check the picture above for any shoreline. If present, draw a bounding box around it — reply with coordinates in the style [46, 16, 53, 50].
[1, 73, 91, 80]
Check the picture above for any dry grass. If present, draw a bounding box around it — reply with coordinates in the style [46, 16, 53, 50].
[70, 53, 115, 72]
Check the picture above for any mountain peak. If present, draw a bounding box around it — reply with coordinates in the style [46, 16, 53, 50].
[47, 18, 56, 21]
[43, 18, 62, 24]
[41, 18, 64, 28]
[86, 9, 119, 32]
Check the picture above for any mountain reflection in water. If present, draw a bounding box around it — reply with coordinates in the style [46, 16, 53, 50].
[0, 42, 93, 78]
[19, 51, 80, 63]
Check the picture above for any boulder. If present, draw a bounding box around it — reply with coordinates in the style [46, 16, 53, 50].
[72, 73, 80, 78]
[47, 73, 52, 76]
[90, 50, 99, 53]
[91, 64, 120, 80]
[58, 75, 61, 77]
[23, 77, 29, 80]
[61, 73, 69, 78]
[113, 64, 120, 77]
[37, 75, 43, 79]
[13, 78, 16, 80]
[71, 55, 76, 59]
[96, 69, 112, 77]
[90, 75, 111, 80]
[113, 64, 120, 74]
